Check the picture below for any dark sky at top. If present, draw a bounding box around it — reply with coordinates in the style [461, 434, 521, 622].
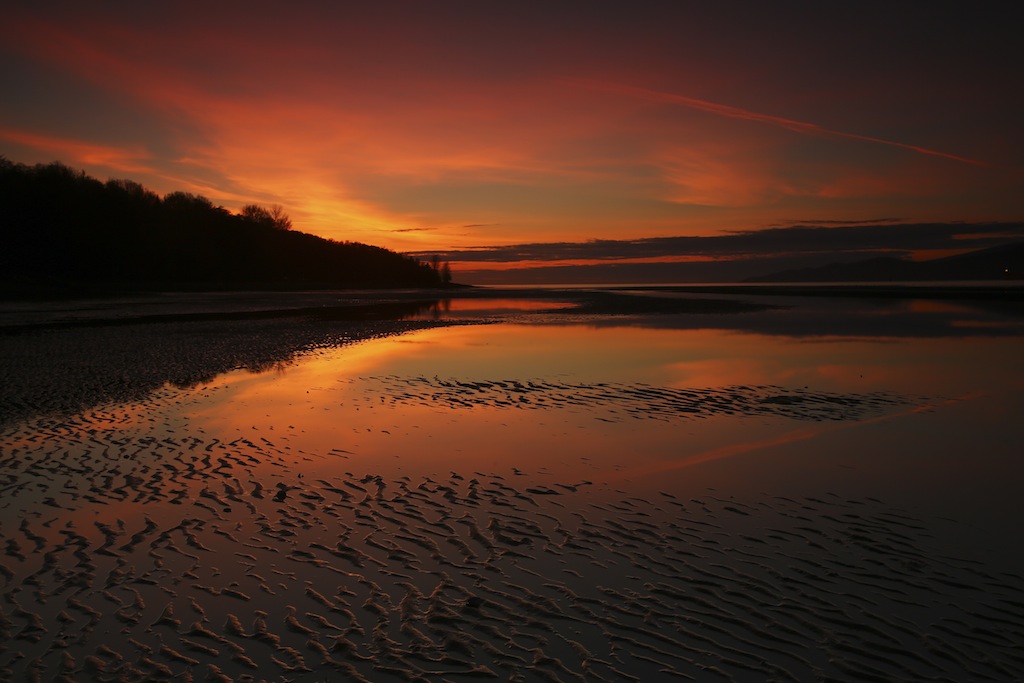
[2, 2, 1022, 281]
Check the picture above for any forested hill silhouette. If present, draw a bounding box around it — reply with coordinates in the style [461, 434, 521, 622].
[0, 158, 449, 294]
[746, 241, 1024, 283]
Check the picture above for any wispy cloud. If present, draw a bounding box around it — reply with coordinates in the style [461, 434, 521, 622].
[4, 7, 1021, 257]
[0, 127, 155, 175]
[414, 221, 1024, 263]
[773, 218, 903, 227]
[574, 80, 993, 168]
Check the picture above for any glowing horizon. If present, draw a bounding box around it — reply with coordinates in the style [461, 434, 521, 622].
[2, 3, 1022, 280]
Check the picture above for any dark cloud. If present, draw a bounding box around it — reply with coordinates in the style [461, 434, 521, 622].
[453, 256, 854, 285]
[412, 222, 1024, 264]
[771, 218, 903, 226]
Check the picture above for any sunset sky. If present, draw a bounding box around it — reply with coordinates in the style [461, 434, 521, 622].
[3, 2, 1022, 283]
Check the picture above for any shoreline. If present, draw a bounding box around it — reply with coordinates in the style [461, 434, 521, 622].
[1, 286, 1022, 681]
[3, 285, 1022, 428]
[2, 279, 1023, 325]
[0, 287, 776, 428]
[621, 281, 1024, 301]
[0, 315, 462, 429]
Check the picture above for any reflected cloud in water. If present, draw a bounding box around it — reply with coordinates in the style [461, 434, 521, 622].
[2, 287, 1022, 428]
[556, 291, 1024, 339]
[2, 287, 1023, 683]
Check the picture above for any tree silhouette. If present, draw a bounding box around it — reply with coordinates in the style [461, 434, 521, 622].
[0, 157, 448, 293]
[240, 203, 292, 231]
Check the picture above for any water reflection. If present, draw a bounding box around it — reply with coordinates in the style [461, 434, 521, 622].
[2, 289, 1022, 432]
[172, 317, 1023, 495]
[569, 292, 1024, 338]
[406, 298, 569, 319]
[3, 293, 1023, 682]
[0, 301, 447, 426]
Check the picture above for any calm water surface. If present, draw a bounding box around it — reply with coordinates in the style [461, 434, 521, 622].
[2, 291, 1023, 682]
[161, 295, 1024, 565]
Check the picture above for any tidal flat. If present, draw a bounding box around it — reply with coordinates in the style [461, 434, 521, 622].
[1, 286, 1023, 682]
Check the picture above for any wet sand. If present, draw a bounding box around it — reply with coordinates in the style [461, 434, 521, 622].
[0, 296, 456, 428]
[0, 288, 771, 428]
[2, 289, 1023, 681]
[4, 397, 1024, 682]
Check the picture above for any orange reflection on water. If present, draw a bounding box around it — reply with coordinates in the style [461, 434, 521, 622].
[906, 299, 978, 314]
[406, 298, 570, 319]
[168, 320, 1024, 491]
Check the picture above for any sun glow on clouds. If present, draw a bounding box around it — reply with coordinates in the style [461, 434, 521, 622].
[444, 254, 726, 273]
[658, 145, 795, 208]
[0, 127, 154, 175]
[1, 14, 448, 246]
[2, 3, 1022, 264]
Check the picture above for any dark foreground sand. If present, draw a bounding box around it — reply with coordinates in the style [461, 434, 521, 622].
[3, 397, 1023, 682]
[1, 289, 1023, 681]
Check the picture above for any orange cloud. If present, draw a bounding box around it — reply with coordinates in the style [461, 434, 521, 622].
[0, 127, 155, 175]
[655, 143, 799, 207]
[813, 160, 945, 199]
[440, 253, 725, 273]
[5, 7, 1021, 260]
[575, 80, 994, 168]
[4, 14, 689, 248]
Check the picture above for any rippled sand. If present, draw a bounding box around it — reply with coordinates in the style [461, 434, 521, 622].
[2, 388, 1023, 682]
[360, 375, 910, 422]
[2, 289, 1023, 681]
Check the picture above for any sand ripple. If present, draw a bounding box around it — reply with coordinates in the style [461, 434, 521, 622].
[1, 403, 1022, 682]
[360, 376, 911, 422]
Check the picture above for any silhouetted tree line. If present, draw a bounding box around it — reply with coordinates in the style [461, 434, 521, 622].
[0, 158, 447, 292]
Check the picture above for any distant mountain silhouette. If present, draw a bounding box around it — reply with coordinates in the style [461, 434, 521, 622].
[746, 241, 1024, 283]
[0, 158, 450, 294]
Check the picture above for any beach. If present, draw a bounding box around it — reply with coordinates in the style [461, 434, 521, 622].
[2, 287, 1023, 682]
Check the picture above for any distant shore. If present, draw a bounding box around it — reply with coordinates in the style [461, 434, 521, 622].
[618, 280, 1024, 300]
[2, 284, 1023, 682]
[3, 284, 1022, 427]
[0, 286, 771, 332]
[0, 287, 763, 426]
[4, 280, 1023, 327]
